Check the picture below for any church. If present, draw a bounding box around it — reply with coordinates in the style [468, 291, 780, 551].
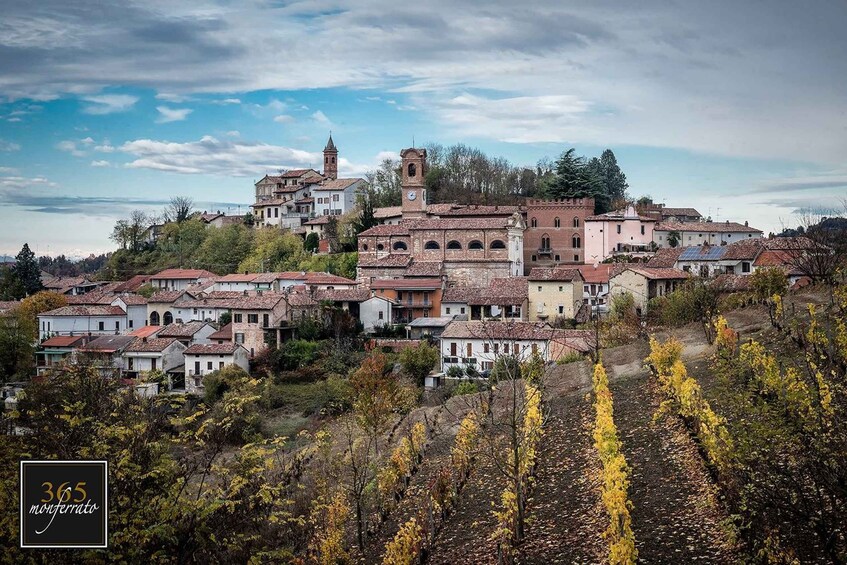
[357, 148, 526, 287]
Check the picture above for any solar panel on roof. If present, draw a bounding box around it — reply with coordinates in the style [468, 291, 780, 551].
[678, 246, 726, 260]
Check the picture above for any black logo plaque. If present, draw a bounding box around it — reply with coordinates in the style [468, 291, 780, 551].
[20, 460, 108, 549]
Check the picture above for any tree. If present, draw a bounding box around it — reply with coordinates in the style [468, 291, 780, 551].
[193, 224, 254, 274]
[353, 188, 378, 235]
[242, 212, 255, 227]
[324, 216, 340, 254]
[0, 265, 24, 301]
[778, 211, 847, 284]
[304, 232, 319, 253]
[111, 211, 151, 252]
[399, 341, 439, 386]
[365, 158, 402, 207]
[350, 351, 399, 452]
[13, 243, 43, 297]
[0, 309, 36, 379]
[544, 148, 603, 212]
[750, 267, 788, 301]
[218, 311, 232, 326]
[237, 230, 307, 273]
[667, 230, 681, 248]
[18, 291, 67, 338]
[165, 196, 194, 224]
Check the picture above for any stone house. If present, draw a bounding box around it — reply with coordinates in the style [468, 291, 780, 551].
[230, 294, 288, 356]
[439, 277, 528, 321]
[184, 343, 251, 394]
[608, 267, 691, 314]
[527, 267, 585, 322]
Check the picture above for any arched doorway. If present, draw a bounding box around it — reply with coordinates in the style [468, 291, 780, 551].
[163, 311, 173, 325]
[149, 311, 160, 326]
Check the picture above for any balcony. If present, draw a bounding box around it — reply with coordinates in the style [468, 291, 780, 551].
[537, 247, 553, 256]
[396, 301, 432, 309]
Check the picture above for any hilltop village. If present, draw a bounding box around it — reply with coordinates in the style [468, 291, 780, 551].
[0, 135, 806, 391]
[2, 136, 844, 564]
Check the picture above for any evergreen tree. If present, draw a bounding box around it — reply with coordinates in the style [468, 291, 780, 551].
[353, 189, 378, 234]
[545, 148, 604, 212]
[13, 243, 43, 297]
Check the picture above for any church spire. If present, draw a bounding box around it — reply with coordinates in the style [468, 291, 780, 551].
[323, 132, 338, 179]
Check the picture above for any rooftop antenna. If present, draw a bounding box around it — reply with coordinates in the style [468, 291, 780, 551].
[412, 135, 415, 148]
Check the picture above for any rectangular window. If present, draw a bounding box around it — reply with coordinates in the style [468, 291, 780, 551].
[450, 342, 457, 356]
[558, 305, 564, 314]
[494, 343, 499, 354]
[531, 255, 537, 261]
[742, 262, 751, 273]
[538, 286, 542, 292]
[128, 358, 134, 370]
[574, 255, 579, 262]
[274, 208, 279, 217]
[378, 311, 384, 320]
[233, 313, 243, 323]
[247, 313, 258, 324]
[333, 194, 339, 202]
[98, 321, 104, 331]
[559, 286, 563, 292]
[115, 321, 120, 331]
[194, 361, 200, 374]
[532, 343, 538, 355]
[460, 307, 466, 314]
[641, 225, 645, 235]
[555, 255, 560, 261]
[263, 314, 269, 327]
[151, 358, 157, 371]
[207, 361, 213, 370]
[235, 333, 245, 344]
[617, 225, 621, 234]
[466, 343, 473, 357]
[445, 307, 451, 314]
[484, 343, 490, 353]
[504, 344, 509, 354]
[129, 319, 133, 328]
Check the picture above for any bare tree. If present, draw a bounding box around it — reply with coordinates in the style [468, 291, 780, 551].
[778, 209, 847, 285]
[165, 196, 194, 224]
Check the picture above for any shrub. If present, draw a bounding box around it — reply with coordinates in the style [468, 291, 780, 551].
[750, 267, 788, 301]
[491, 355, 521, 383]
[399, 341, 439, 386]
[557, 351, 584, 364]
[272, 339, 321, 372]
[446, 365, 464, 378]
[452, 381, 479, 397]
[382, 518, 424, 565]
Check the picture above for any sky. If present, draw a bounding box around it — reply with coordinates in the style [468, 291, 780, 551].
[0, 0, 845, 257]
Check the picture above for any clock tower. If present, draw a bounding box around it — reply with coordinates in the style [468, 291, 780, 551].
[400, 147, 427, 219]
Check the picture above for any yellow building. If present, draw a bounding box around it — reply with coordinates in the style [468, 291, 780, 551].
[527, 267, 585, 322]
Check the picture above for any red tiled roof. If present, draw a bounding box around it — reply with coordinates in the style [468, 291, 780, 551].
[304, 272, 357, 285]
[655, 221, 762, 234]
[40, 335, 87, 347]
[151, 269, 216, 280]
[470, 277, 529, 305]
[304, 216, 331, 225]
[528, 267, 584, 282]
[286, 292, 317, 307]
[209, 323, 232, 340]
[410, 217, 510, 230]
[359, 223, 413, 236]
[216, 273, 260, 283]
[314, 289, 370, 302]
[232, 294, 286, 310]
[646, 247, 684, 268]
[441, 321, 559, 340]
[431, 203, 521, 216]
[125, 337, 181, 353]
[0, 300, 20, 312]
[110, 294, 148, 306]
[441, 286, 479, 303]
[40, 305, 125, 317]
[314, 178, 363, 190]
[722, 239, 764, 260]
[157, 321, 211, 338]
[620, 267, 691, 280]
[79, 335, 136, 353]
[753, 250, 793, 267]
[370, 278, 442, 290]
[128, 326, 162, 338]
[184, 343, 243, 355]
[148, 290, 186, 303]
[575, 264, 615, 284]
[373, 206, 402, 218]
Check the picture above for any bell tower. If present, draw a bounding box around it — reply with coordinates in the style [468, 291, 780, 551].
[400, 147, 427, 219]
[323, 134, 338, 179]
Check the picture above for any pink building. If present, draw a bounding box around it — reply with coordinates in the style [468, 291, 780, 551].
[584, 205, 657, 263]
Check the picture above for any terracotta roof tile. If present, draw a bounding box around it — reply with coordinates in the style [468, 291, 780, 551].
[621, 267, 691, 280]
[40, 305, 126, 317]
[314, 289, 370, 302]
[528, 267, 584, 282]
[151, 269, 216, 280]
[370, 278, 442, 290]
[157, 321, 212, 338]
[655, 221, 762, 234]
[646, 247, 685, 268]
[125, 337, 182, 353]
[575, 264, 615, 284]
[209, 323, 233, 340]
[358, 255, 412, 268]
[359, 223, 413, 236]
[40, 335, 88, 347]
[148, 290, 186, 303]
[79, 335, 136, 352]
[314, 178, 363, 190]
[441, 321, 559, 341]
[184, 343, 244, 355]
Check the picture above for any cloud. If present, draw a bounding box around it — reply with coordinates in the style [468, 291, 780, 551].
[56, 140, 86, 157]
[225, 130, 240, 137]
[81, 94, 139, 115]
[273, 114, 295, 124]
[213, 98, 241, 105]
[0, 139, 21, 151]
[0, 166, 18, 174]
[155, 92, 193, 102]
[155, 105, 193, 123]
[90, 160, 110, 167]
[94, 142, 115, 153]
[80, 136, 95, 145]
[311, 110, 331, 125]
[118, 135, 320, 176]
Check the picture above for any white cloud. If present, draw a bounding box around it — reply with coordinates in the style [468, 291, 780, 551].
[94, 142, 115, 153]
[56, 140, 86, 157]
[311, 110, 331, 125]
[81, 94, 138, 115]
[213, 98, 241, 105]
[0, 166, 19, 174]
[155, 92, 192, 103]
[6, 117, 22, 122]
[0, 139, 21, 151]
[155, 106, 193, 123]
[225, 130, 240, 137]
[90, 160, 111, 167]
[118, 135, 320, 177]
[273, 114, 295, 124]
[80, 136, 95, 144]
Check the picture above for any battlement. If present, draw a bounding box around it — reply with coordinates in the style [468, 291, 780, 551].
[526, 198, 595, 208]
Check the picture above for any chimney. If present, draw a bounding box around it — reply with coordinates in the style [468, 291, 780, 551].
[744, 220, 748, 227]
[142, 336, 147, 343]
[243, 289, 248, 296]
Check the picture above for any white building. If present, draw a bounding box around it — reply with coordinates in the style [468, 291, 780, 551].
[156, 321, 217, 346]
[184, 343, 251, 394]
[312, 178, 365, 217]
[123, 337, 187, 378]
[584, 206, 657, 263]
[110, 295, 148, 331]
[38, 305, 127, 340]
[439, 320, 589, 373]
[149, 269, 217, 291]
[653, 220, 763, 248]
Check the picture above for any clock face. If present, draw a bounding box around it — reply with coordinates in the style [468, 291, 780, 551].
[407, 190, 417, 201]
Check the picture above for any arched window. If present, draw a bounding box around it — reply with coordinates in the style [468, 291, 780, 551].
[424, 240, 440, 250]
[530, 217, 537, 228]
[541, 236, 551, 251]
[393, 241, 408, 251]
[149, 311, 160, 326]
[163, 311, 173, 325]
[408, 163, 417, 177]
[377, 243, 384, 251]
[447, 240, 462, 250]
[490, 240, 506, 249]
[468, 240, 483, 250]
[362, 244, 369, 251]
[554, 217, 561, 228]
[572, 235, 581, 249]
[573, 217, 580, 228]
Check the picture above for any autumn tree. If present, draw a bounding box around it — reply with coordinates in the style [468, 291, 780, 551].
[399, 341, 439, 386]
[164, 195, 194, 223]
[350, 351, 399, 452]
[18, 291, 67, 338]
